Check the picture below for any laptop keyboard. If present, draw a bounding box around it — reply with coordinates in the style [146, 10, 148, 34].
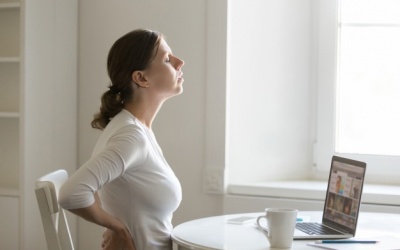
[296, 222, 344, 235]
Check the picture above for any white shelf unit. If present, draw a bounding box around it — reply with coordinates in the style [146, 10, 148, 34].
[0, 0, 20, 190]
[1, 0, 79, 249]
[0, 2, 20, 250]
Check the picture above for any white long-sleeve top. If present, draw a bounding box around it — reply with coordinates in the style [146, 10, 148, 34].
[59, 109, 182, 250]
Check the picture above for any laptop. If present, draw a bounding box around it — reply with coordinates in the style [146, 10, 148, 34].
[293, 155, 367, 239]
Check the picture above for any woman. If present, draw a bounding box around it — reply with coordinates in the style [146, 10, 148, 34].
[59, 29, 185, 250]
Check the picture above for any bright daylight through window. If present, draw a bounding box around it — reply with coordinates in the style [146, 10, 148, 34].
[336, 0, 400, 156]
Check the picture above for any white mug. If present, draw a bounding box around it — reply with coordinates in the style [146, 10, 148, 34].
[256, 208, 297, 249]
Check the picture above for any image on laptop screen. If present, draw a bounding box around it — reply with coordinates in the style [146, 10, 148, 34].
[323, 156, 366, 231]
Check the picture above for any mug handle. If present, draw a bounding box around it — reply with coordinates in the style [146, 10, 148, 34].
[256, 215, 269, 238]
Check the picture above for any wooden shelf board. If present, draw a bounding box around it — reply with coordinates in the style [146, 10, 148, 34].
[0, 3, 20, 9]
[0, 112, 19, 118]
[0, 57, 20, 63]
[0, 187, 19, 197]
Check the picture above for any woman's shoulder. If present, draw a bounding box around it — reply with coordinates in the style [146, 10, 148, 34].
[108, 110, 145, 131]
[94, 110, 149, 152]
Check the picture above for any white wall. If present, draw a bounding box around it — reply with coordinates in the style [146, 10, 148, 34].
[21, 1, 78, 249]
[78, 1, 223, 249]
[227, 0, 314, 184]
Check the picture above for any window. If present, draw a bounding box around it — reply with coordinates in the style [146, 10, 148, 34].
[205, 1, 400, 193]
[337, 0, 400, 155]
[315, 0, 400, 182]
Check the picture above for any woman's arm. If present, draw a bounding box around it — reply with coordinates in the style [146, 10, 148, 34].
[67, 193, 118, 231]
[67, 193, 135, 250]
[58, 126, 147, 249]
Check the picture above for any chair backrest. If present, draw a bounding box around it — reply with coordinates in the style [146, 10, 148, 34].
[35, 170, 75, 250]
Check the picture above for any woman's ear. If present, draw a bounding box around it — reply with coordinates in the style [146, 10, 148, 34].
[132, 71, 149, 88]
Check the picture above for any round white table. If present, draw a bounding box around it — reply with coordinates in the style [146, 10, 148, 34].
[171, 211, 400, 250]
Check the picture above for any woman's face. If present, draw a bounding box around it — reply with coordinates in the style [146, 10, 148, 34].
[144, 38, 185, 100]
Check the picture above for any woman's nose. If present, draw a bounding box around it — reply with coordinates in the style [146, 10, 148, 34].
[175, 57, 184, 70]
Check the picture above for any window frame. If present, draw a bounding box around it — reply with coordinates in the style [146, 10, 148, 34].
[313, 0, 400, 184]
[204, 0, 400, 195]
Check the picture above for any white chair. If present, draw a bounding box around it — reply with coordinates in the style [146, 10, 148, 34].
[35, 170, 75, 250]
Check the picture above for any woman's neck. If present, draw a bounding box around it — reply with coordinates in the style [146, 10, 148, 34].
[124, 99, 163, 129]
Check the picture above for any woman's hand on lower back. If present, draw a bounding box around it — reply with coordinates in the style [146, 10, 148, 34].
[101, 227, 136, 250]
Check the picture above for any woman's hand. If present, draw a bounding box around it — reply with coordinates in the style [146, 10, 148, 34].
[101, 228, 136, 250]
[64, 193, 135, 249]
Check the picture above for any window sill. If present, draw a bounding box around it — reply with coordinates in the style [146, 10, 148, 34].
[228, 181, 400, 206]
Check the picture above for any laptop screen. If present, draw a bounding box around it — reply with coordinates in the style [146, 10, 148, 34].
[322, 156, 367, 233]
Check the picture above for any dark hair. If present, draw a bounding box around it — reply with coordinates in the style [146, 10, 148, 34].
[91, 29, 163, 130]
